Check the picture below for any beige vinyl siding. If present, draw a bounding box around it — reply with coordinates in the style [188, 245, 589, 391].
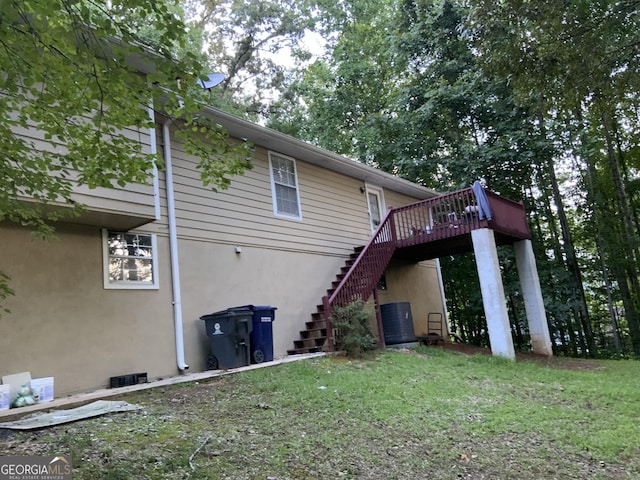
[11, 121, 157, 222]
[382, 189, 423, 211]
[70, 180, 157, 221]
[168, 130, 373, 257]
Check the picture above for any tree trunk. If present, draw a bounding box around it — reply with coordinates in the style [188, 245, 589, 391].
[583, 139, 623, 354]
[536, 169, 579, 355]
[545, 137, 596, 355]
[598, 103, 640, 355]
[611, 262, 640, 355]
[509, 293, 525, 350]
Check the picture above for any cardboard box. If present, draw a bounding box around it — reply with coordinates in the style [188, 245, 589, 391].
[0, 384, 10, 411]
[2, 372, 32, 406]
[30, 377, 55, 403]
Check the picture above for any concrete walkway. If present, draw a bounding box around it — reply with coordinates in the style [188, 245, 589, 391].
[0, 353, 325, 422]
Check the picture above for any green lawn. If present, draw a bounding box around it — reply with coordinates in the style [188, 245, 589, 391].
[2, 347, 639, 479]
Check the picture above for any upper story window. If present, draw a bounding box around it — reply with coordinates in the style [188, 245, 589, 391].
[366, 184, 386, 233]
[269, 152, 302, 220]
[102, 230, 158, 289]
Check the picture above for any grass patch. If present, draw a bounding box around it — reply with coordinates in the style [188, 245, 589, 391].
[1, 348, 638, 479]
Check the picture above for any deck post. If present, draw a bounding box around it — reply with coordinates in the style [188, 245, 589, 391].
[514, 239, 553, 356]
[388, 211, 397, 243]
[471, 228, 515, 360]
[373, 288, 385, 348]
[322, 295, 334, 351]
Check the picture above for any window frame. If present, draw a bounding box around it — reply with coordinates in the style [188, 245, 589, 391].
[268, 151, 303, 221]
[365, 183, 386, 233]
[102, 229, 159, 290]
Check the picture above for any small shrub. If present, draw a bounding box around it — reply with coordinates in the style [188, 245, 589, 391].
[330, 299, 378, 357]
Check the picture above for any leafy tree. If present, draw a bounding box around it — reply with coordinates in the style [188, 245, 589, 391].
[267, 0, 399, 165]
[467, 0, 640, 355]
[187, 0, 319, 119]
[0, 0, 253, 311]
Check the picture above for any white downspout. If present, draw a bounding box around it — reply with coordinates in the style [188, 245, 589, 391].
[161, 120, 189, 370]
[435, 258, 452, 336]
[147, 104, 162, 221]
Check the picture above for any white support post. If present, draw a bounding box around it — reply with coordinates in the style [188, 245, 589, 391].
[471, 229, 515, 359]
[514, 239, 553, 356]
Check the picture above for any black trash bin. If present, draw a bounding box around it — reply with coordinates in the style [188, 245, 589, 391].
[244, 305, 277, 364]
[200, 307, 253, 370]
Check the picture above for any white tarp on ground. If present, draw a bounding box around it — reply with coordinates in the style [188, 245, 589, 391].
[0, 400, 142, 430]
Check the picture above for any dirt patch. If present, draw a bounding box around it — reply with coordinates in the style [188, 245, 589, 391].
[433, 341, 605, 371]
[436, 341, 492, 356]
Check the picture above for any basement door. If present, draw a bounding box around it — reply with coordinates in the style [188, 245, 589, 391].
[366, 185, 386, 233]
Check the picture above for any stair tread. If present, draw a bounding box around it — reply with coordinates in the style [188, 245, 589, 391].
[288, 347, 323, 355]
[290, 240, 385, 355]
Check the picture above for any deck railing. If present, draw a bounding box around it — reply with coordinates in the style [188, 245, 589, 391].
[484, 190, 530, 239]
[393, 187, 485, 247]
[321, 186, 530, 348]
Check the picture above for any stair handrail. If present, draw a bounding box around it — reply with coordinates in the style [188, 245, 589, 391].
[322, 208, 398, 347]
[326, 187, 482, 309]
[329, 208, 397, 306]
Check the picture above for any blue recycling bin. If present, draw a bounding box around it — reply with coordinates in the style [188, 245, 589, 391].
[242, 305, 277, 363]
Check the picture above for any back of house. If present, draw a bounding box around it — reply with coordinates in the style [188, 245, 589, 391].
[0, 104, 447, 397]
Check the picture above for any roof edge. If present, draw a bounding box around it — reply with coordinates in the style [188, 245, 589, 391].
[200, 105, 438, 200]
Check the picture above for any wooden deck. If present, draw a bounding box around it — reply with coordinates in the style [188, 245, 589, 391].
[391, 188, 530, 261]
[289, 186, 532, 355]
[330, 186, 530, 308]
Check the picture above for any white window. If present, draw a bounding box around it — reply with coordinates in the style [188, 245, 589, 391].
[366, 184, 386, 233]
[269, 152, 302, 220]
[102, 230, 158, 289]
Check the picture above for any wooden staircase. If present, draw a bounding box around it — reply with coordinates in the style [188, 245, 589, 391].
[287, 246, 365, 355]
[287, 205, 398, 355]
[287, 185, 531, 356]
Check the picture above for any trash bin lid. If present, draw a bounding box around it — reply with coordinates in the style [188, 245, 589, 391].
[200, 305, 277, 321]
[200, 306, 253, 319]
[236, 305, 277, 311]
